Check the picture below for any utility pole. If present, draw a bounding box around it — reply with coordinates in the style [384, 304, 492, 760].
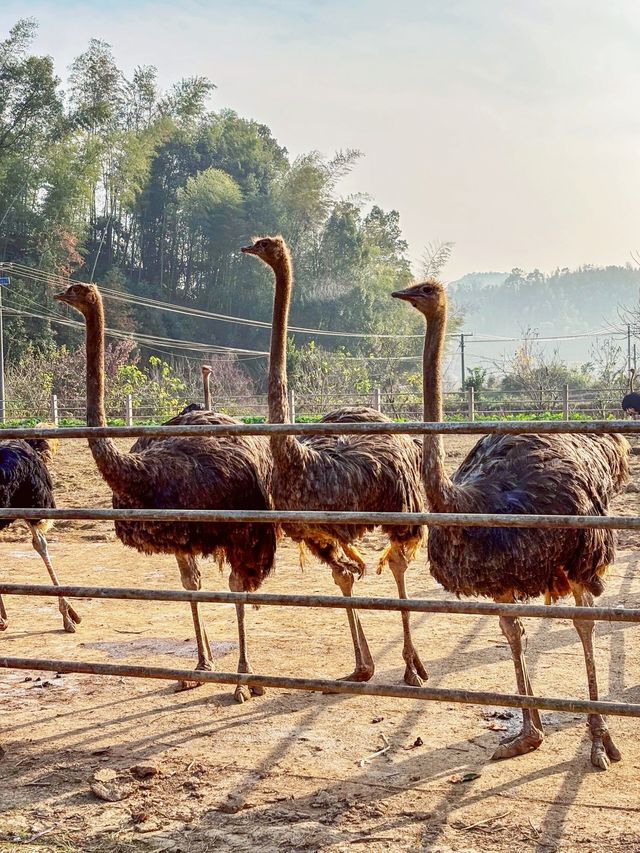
[459, 333, 473, 391]
[628, 324, 632, 375]
[0, 272, 9, 423]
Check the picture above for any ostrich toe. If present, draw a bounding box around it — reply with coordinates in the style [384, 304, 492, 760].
[340, 665, 375, 683]
[175, 659, 213, 692]
[67, 605, 82, 624]
[403, 651, 429, 686]
[0, 617, 7, 631]
[491, 725, 543, 760]
[590, 729, 621, 770]
[62, 605, 82, 633]
[234, 683, 265, 703]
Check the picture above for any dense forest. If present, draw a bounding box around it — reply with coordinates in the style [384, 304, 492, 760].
[0, 18, 427, 413]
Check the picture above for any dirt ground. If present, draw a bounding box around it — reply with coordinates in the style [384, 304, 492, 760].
[2, 435, 640, 853]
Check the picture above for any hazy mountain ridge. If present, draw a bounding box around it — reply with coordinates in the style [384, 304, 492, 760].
[447, 265, 640, 364]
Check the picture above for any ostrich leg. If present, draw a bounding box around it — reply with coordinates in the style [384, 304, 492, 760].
[0, 594, 7, 630]
[385, 542, 428, 686]
[491, 612, 544, 760]
[571, 583, 621, 770]
[175, 554, 213, 691]
[331, 565, 374, 682]
[229, 569, 264, 704]
[29, 525, 81, 633]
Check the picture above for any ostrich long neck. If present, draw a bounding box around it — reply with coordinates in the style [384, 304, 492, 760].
[422, 307, 456, 511]
[203, 372, 211, 410]
[267, 251, 305, 470]
[84, 297, 136, 491]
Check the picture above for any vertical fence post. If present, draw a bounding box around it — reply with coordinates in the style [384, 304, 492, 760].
[373, 387, 381, 412]
[467, 386, 475, 421]
[125, 394, 133, 427]
[50, 394, 58, 426]
[288, 389, 296, 424]
[563, 384, 570, 420]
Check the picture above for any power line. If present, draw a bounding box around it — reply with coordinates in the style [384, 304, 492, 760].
[3, 302, 270, 358]
[6, 261, 627, 345]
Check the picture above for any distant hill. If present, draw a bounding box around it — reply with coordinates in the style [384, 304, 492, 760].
[449, 271, 508, 292]
[447, 265, 640, 365]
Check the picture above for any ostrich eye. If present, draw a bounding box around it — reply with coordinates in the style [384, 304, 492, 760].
[259, 240, 269, 248]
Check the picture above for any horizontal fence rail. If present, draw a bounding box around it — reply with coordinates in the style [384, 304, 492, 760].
[2, 656, 639, 718]
[1, 583, 638, 623]
[1, 507, 640, 529]
[1, 419, 640, 440]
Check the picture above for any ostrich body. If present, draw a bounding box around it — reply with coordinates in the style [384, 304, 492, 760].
[55, 284, 275, 701]
[242, 236, 426, 686]
[393, 279, 630, 769]
[622, 369, 640, 419]
[0, 434, 81, 633]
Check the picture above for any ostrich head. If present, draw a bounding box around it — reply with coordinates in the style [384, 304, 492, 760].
[54, 282, 100, 316]
[391, 279, 446, 318]
[201, 365, 212, 378]
[241, 236, 288, 268]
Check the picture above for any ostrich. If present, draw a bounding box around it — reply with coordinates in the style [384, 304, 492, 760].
[392, 278, 630, 769]
[242, 236, 426, 686]
[176, 365, 213, 417]
[0, 432, 81, 633]
[621, 369, 640, 419]
[55, 283, 276, 701]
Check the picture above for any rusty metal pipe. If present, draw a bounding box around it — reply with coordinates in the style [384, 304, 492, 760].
[2, 655, 639, 718]
[0, 506, 639, 529]
[1, 582, 638, 623]
[0, 420, 638, 440]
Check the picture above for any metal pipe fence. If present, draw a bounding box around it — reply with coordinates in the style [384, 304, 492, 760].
[2, 418, 640, 720]
[1, 418, 640, 439]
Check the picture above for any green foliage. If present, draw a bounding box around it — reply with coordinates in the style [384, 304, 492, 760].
[0, 16, 429, 402]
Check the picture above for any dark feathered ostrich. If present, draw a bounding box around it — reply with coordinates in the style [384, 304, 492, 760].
[393, 279, 630, 769]
[0, 433, 81, 633]
[242, 236, 426, 686]
[621, 369, 640, 419]
[55, 284, 276, 701]
[176, 365, 213, 417]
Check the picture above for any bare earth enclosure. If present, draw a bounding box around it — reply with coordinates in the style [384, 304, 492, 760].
[2, 435, 640, 852]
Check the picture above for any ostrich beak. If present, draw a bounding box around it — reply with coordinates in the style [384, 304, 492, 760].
[241, 245, 257, 255]
[54, 291, 69, 303]
[391, 289, 415, 302]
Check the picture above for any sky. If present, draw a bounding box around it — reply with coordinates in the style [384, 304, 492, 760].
[3, 0, 640, 280]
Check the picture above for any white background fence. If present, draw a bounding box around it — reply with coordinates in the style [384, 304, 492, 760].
[0, 384, 632, 424]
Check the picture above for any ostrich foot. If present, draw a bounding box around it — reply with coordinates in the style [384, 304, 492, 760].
[234, 683, 266, 703]
[322, 665, 374, 694]
[590, 729, 621, 770]
[403, 651, 429, 686]
[61, 605, 82, 633]
[0, 617, 7, 631]
[491, 724, 544, 760]
[175, 659, 213, 692]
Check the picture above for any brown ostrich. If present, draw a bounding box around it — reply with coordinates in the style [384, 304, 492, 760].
[242, 236, 426, 686]
[0, 432, 81, 633]
[392, 278, 630, 769]
[55, 283, 276, 701]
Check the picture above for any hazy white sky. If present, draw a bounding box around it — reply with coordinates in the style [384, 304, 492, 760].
[3, 0, 640, 279]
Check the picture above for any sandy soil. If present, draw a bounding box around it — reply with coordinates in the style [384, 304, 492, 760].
[1, 435, 640, 852]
